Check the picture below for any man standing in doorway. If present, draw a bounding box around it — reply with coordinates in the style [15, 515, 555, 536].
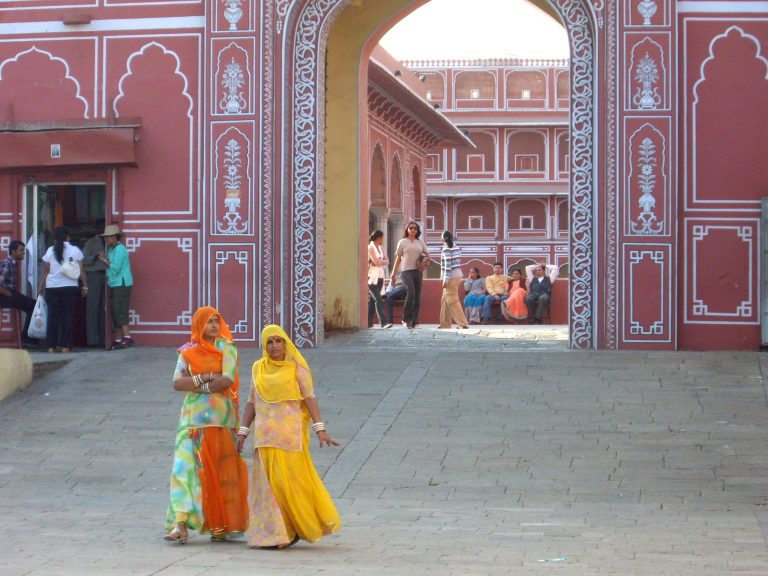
[0, 240, 38, 346]
[83, 230, 106, 347]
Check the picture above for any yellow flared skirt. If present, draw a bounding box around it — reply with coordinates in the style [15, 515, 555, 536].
[247, 426, 341, 547]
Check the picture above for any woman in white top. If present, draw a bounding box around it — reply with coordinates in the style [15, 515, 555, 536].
[389, 221, 430, 329]
[367, 230, 392, 329]
[38, 226, 86, 353]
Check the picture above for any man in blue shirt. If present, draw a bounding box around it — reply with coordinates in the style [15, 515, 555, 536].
[0, 240, 38, 346]
[98, 225, 135, 349]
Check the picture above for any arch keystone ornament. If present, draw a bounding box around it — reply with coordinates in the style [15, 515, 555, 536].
[280, 0, 597, 348]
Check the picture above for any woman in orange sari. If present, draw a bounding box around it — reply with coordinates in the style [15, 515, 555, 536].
[164, 306, 248, 543]
[237, 324, 341, 549]
[502, 268, 528, 322]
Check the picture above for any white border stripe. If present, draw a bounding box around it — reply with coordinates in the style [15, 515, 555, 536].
[678, 2, 768, 13]
[0, 16, 205, 35]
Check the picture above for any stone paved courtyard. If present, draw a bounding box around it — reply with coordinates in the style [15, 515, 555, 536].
[2, 324, 768, 575]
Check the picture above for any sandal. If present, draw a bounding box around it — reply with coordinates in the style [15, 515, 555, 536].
[210, 528, 226, 542]
[279, 535, 300, 549]
[164, 524, 189, 544]
[255, 535, 300, 550]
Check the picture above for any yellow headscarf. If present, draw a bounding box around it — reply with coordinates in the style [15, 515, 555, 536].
[253, 324, 312, 403]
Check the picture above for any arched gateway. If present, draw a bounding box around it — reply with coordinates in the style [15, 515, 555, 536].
[278, 0, 597, 348]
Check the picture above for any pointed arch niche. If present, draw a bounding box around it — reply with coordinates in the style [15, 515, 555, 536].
[282, 0, 596, 348]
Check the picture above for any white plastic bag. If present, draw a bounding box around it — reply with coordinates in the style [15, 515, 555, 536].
[28, 296, 47, 340]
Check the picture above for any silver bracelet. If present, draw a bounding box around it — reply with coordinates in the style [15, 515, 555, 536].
[311, 422, 326, 433]
[237, 426, 250, 437]
[200, 382, 211, 394]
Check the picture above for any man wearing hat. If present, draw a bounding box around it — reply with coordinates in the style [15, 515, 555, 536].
[98, 224, 134, 350]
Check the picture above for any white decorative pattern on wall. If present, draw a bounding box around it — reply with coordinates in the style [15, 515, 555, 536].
[286, 0, 596, 348]
[627, 249, 666, 336]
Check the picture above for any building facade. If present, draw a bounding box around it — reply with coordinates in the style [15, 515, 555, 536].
[1, 0, 767, 350]
[409, 59, 571, 324]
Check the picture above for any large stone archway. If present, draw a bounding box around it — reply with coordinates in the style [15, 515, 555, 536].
[279, 0, 599, 348]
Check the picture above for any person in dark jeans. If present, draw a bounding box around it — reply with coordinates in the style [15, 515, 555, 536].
[38, 227, 86, 353]
[384, 274, 407, 325]
[389, 222, 430, 329]
[0, 240, 37, 346]
[367, 229, 392, 329]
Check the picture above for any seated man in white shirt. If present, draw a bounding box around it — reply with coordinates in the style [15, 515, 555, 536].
[524, 263, 559, 324]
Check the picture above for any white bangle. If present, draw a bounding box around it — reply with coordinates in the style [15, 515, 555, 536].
[237, 426, 250, 437]
[311, 422, 326, 433]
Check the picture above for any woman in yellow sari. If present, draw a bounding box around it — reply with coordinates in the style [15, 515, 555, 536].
[164, 306, 248, 543]
[237, 324, 341, 549]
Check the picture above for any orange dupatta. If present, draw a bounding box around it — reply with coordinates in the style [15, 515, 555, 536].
[179, 306, 239, 403]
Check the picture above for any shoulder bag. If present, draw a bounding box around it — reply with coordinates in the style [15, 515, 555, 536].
[60, 257, 81, 280]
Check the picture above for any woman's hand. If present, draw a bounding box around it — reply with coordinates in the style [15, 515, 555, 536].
[236, 434, 247, 453]
[316, 430, 340, 448]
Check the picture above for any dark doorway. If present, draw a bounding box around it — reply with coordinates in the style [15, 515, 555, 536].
[24, 183, 107, 347]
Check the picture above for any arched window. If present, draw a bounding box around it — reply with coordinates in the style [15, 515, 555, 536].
[507, 130, 547, 178]
[389, 154, 402, 210]
[412, 165, 422, 219]
[505, 70, 547, 108]
[370, 143, 386, 206]
[455, 70, 497, 108]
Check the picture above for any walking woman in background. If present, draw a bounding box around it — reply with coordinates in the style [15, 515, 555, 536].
[237, 324, 341, 549]
[438, 231, 469, 329]
[389, 221, 430, 329]
[463, 267, 487, 325]
[367, 229, 392, 329]
[164, 306, 248, 544]
[38, 226, 85, 353]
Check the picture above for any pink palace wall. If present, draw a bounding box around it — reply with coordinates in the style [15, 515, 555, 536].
[0, 0, 767, 350]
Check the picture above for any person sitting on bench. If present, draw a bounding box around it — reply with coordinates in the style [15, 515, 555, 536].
[0, 240, 38, 346]
[480, 262, 511, 324]
[524, 263, 559, 324]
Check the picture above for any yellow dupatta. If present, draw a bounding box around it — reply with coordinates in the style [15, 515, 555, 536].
[253, 324, 312, 403]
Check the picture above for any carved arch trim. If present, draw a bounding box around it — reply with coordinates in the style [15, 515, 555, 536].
[283, 0, 596, 348]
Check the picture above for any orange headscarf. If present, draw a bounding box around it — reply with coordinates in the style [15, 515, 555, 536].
[179, 306, 239, 401]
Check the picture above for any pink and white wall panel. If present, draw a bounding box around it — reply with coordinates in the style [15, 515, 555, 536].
[108, 35, 202, 221]
[617, 0, 676, 349]
[203, 0, 262, 341]
[2, 0, 767, 349]
[677, 9, 768, 349]
[622, 244, 672, 343]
